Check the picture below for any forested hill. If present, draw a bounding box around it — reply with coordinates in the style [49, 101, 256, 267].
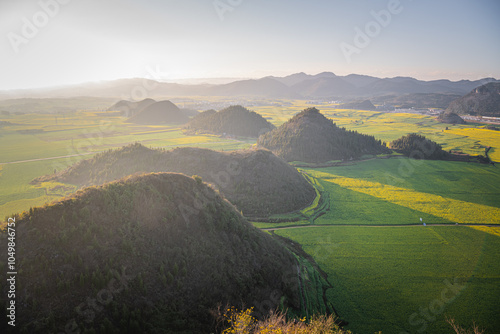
[446, 82, 500, 117]
[107, 98, 156, 116]
[257, 107, 391, 163]
[1, 173, 309, 333]
[183, 105, 275, 137]
[34, 144, 316, 217]
[127, 100, 190, 124]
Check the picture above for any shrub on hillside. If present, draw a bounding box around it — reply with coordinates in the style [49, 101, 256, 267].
[217, 307, 351, 334]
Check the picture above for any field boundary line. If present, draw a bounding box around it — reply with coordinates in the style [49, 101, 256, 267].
[0, 152, 98, 165]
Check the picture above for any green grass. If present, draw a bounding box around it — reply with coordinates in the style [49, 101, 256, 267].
[311, 158, 500, 209]
[0, 158, 82, 221]
[275, 225, 500, 334]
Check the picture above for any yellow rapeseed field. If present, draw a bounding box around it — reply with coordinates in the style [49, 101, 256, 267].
[313, 171, 500, 225]
[469, 226, 500, 237]
[446, 127, 500, 162]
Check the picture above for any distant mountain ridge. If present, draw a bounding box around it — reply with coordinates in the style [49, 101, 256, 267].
[1, 73, 497, 100]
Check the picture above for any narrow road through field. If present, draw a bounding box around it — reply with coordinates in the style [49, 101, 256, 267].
[0, 138, 248, 165]
[262, 223, 500, 231]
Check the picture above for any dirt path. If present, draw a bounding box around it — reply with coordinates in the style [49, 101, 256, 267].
[0, 138, 247, 165]
[0, 152, 98, 165]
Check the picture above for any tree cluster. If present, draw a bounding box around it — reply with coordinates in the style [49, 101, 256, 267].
[389, 133, 448, 160]
[184, 105, 275, 137]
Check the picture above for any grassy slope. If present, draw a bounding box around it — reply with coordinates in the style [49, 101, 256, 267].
[275, 225, 500, 334]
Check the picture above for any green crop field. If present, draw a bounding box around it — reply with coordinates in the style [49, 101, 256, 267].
[267, 156, 500, 333]
[0, 110, 252, 221]
[303, 159, 500, 226]
[274, 225, 500, 334]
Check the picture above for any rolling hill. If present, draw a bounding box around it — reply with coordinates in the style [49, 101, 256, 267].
[371, 93, 461, 109]
[338, 100, 377, 110]
[1, 173, 318, 333]
[438, 112, 465, 124]
[127, 100, 190, 124]
[257, 107, 391, 163]
[34, 143, 316, 217]
[184, 105, 275, 137]
[107, 98, 156, 116]
[446, 82, 500, 117]
[291, 77, 356, 98]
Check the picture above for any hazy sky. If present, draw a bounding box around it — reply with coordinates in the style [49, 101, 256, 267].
[1, 0, 499, 90]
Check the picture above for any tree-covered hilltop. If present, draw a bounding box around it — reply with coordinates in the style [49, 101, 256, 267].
[437, 111, 466, 124]
[389, 133, 448, 160]
[127, 100, 190, 124]
[257, 107, 390, 163]
[107, 98, 156, 116]
[338, 100, 377, 111]
[1, 173, 331, 333]
[183, 105, 275, 137]
[34, 143, 316, 217]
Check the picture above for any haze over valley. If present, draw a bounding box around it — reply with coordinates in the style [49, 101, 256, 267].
[1, 1, 499, 333]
